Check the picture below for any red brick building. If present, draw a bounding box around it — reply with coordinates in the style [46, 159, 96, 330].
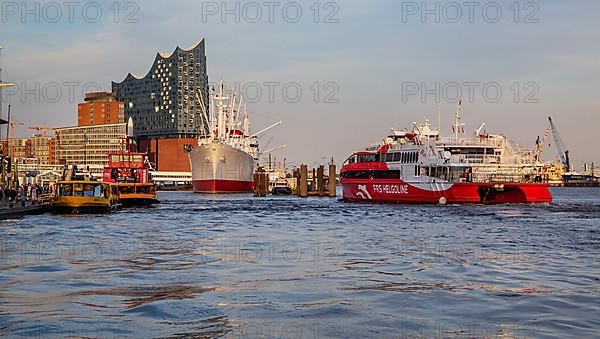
[78, 92, 125, 126]
[138, 138, 196, 172]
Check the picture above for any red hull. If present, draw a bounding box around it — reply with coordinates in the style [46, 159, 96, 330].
[342, 179, 552, 204]
[192, 180, 254, 194]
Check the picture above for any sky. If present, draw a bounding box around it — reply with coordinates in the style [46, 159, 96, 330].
[1, 0, 599, 168]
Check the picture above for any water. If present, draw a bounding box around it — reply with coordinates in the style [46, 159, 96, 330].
[1, 187, 599, 338]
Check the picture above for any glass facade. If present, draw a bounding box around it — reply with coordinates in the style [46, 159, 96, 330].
[112, 40, 209, 139]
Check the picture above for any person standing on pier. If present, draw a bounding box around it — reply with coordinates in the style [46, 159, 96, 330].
[31, 185, 37, 204]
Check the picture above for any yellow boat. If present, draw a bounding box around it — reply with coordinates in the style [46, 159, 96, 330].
[115, 183, 159, 207]
[51, 181, 120, 214]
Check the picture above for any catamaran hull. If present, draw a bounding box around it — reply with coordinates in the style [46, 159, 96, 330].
[341, 179, 552, 204]
[189, 143, 255, 193]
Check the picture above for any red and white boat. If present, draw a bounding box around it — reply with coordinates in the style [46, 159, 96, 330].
[188, 81, 280, 193]
[341, 104, 553, 204]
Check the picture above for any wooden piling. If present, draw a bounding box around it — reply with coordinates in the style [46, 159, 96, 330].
[328, 164, 337, 197]
[254, 171, 269, 197]
[299, 164, 308, 197]
[317, 165, 325, 196]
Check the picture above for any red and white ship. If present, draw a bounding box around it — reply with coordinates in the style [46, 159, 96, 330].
[341, 104, 553, 204]
[188, 81, 280, 193]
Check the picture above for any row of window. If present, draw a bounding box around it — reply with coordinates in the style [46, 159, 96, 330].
[385, 151, 419, 163]
[341, 170, 400, 179]
[347, 151, 420, 164]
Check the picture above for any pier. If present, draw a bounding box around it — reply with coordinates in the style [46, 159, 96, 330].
[254, 163, 337, 197]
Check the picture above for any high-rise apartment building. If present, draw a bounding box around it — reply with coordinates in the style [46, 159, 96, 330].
[78, 92, 125, 126]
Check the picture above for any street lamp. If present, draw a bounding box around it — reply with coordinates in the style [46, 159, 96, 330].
[0, 46, 16, 186]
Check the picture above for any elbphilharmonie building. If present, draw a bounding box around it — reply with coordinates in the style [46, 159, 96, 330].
[112, 39, 209, 139]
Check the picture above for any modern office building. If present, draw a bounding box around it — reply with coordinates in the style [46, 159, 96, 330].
[28, 136, 56, 164]
[111, 39, 209, 172]
[78, 92, 125, 126]
[55, 123, 126, 166]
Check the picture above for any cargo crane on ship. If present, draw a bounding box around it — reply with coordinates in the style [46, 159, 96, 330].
[548, 116, 571, 172]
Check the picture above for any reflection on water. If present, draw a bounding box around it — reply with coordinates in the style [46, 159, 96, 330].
[1, 187, 599, 338]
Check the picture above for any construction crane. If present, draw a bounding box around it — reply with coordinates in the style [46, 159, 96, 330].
[9, 118, 24, 139]
[548, 116, 571, 172]
[28, 123, 53, 137]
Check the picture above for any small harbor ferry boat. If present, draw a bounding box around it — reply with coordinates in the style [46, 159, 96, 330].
[52, 179, 120, 214]
[341, 105, 553, 204]
[103, 150, 159, 207]
[271, 179, 293, 196]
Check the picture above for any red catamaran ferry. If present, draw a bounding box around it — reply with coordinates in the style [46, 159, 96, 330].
[341, 107, 553, 204]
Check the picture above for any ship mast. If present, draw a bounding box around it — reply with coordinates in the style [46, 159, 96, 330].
[453, 99, 464, 141]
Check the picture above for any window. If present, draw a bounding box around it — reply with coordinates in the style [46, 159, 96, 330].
[357, 153, 378, 163]
[373, 170, 400, 179]
[341, 171, 372, 179]
[73, 184, 84, 197]
[59, 184, 73, 197]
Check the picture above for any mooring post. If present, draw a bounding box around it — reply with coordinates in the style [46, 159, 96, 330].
[299, 164, 308, 197]
[262, 173, 269, 196]
[317, 165, 325, 196]
[328, 164, 337, 197]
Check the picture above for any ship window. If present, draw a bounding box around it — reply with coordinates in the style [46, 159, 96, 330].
[73, 184, 84, 197]
[401, 152, 406, 163]
[393, 152, 401, 162]
[83, 184, 101, 197]
[59, 184, 73, 196]
[385, 153, 394, 162]
[373, 170, 400, 179]
[341, 171, 372, 179]
[357, 153, 378, 163]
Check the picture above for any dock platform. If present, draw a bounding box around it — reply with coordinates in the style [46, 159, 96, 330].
[0, 203, 50, 220]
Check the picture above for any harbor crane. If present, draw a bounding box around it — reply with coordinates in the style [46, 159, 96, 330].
[548, 116, 571, 172]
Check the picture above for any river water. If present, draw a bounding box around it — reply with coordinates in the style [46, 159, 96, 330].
[1, 188, 599, 338]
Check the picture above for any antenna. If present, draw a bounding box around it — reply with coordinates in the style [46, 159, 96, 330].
[453, 99, 464, 141]
[438, 102, 441, 132]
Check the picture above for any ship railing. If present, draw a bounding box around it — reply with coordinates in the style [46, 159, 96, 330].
[451, 155, 502, 164]
[449, 172, 537, 183]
